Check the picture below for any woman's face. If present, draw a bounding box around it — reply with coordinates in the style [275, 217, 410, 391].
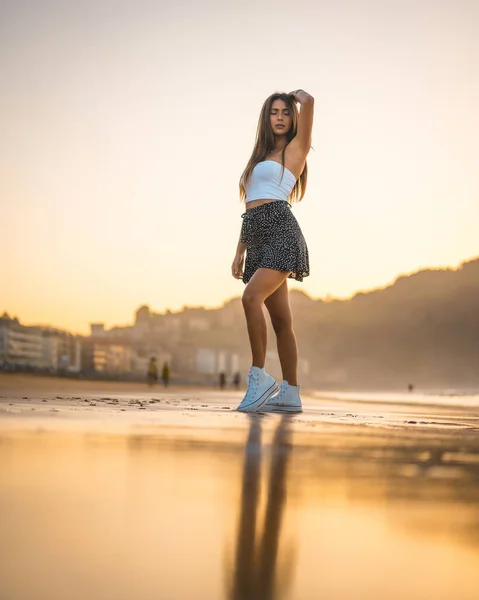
[269, 99, 292, 136]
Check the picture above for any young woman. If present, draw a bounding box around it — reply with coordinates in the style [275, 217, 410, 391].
[232, 89, 314, 413]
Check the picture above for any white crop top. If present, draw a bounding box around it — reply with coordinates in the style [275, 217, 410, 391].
[245, 160, 297, 203]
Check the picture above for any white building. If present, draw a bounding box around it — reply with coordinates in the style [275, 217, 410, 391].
[195, 348, 240, 376]
[0, 314, 81, 371]
[196, 348, 216, 374]
[0, 315, 43, 368]
[42, 330, 81, 372]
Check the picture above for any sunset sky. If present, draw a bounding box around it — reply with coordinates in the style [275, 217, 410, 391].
[1, 0, 478, 334]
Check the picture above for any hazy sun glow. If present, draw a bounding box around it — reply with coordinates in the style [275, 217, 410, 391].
[1, 0, 478, 334]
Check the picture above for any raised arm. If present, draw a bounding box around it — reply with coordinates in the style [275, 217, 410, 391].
[289, 89, 314, 153]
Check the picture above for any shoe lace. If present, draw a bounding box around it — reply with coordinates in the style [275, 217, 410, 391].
[275, 381, 288, 400]
[245, 370, 260, 399]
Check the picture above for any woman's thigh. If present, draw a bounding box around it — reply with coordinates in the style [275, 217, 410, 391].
[243, 268, 291, 304]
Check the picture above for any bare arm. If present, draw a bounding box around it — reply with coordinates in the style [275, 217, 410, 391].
[232, 228, 246, 279]
[289, 89, 314, 154]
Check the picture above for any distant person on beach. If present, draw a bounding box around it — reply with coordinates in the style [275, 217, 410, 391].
[408, 383, 414, 393]
[147, 357, 158, 386]
[219, 371, 226, 390]
[232, 89, 314, 413]
[162, 361, 170, 387]
[233, 372, 241, 390]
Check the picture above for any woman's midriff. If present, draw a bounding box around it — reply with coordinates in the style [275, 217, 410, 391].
[246, 198, 280, 210]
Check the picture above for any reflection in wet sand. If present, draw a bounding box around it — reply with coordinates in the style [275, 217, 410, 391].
[230, 416, 294, 600]
[2, 388, 479, 599]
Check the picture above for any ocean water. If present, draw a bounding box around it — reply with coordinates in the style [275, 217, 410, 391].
[312, 389, 479, 409]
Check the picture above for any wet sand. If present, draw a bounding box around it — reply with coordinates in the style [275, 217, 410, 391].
[1, 375, 479, 599]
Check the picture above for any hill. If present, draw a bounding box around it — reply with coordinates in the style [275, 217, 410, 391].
[179, 257, 479, 389]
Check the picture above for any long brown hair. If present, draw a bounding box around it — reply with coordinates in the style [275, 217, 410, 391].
[239, 92, 308, 203]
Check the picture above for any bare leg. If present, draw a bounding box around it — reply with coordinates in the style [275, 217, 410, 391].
[242, 269, 291, 368]
[264, 280, 298, 385]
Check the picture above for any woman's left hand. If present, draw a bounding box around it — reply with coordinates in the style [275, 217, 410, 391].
[289, 89, 313, 104]
[231, 253, 245, 279]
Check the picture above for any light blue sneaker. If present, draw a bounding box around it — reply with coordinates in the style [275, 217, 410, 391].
[263, 381, 303, 413]
[237, 367, 279, 412]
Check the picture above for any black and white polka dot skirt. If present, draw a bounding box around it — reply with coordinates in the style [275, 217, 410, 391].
[240, 201, 310, 284]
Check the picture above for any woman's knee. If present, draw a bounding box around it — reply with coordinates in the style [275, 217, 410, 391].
[271, 314, 293, 334]
[242, 289, 263, 310]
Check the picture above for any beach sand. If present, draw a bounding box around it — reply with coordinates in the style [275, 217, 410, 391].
[1, 374, 479, 600]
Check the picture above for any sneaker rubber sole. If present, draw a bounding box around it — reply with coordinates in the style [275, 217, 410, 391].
[237, 381, 280, 412]
[261, 404, 303, 414]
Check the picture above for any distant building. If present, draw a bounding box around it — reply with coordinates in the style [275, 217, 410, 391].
[132, 354, 150, 377]
[196, 348, 216, 375]
[90, 323, 106, 337]
[0, 314, 43, 368]
[188, 317, 210, 332]
[217, 299, 242, 327]
[131, 350, 172, 377]
[159, 311, 181, 341]
[0, 313, 80, 372]
[196, 348, 240, 377]
[109, 326, 134, 339]
[41, 328, 81, 372]
[298, 357, 310, 377]
[132, 305, 151, 340]
[81, 337, 133, 375]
